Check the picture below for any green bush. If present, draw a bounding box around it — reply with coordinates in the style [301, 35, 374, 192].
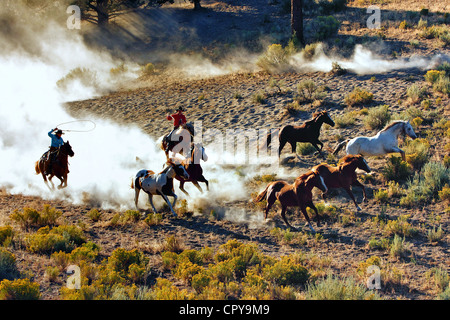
[263, 256, 309, 286]
[400, 162, 450, 206]
[256, 44, 292, 73]
[0, 248, 19, 280]
[381, 156, 411, 182]
[10, 205, 62, 230]
[364, 105, 391, 130]
[0, 226, 13, 246]
[25, 225, 86, 254]
[312, 16, 340, 41]
[305, 273, 379, 300]
[345, 87, 373, 107]
[104, 248, 149, 284]
[0, 278, 40, 300]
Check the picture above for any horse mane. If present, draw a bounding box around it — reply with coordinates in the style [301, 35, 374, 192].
[160, 160, 176, 174]
[380, 120, 405, 132]
[339, 154, 360, 163]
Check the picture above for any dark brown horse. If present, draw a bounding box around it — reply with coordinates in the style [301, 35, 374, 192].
[267, 110, 335, 158]
[173, 143, 209, 195]
[254, 170, 328, 233]
[35, 141, 74, 190]
[311, 155, 371, 211]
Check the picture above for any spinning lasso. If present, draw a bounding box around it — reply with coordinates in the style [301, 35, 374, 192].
[55, 120, 96, 133]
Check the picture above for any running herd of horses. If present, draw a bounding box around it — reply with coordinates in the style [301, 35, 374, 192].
[35, 110, 418, 233]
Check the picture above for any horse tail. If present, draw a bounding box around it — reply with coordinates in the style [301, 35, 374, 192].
[265, 132, 272, 149]
[35, 161, 41, 175]
[254, 184, 270, 202]
[333, 140, 349, 155]
[130, 178, 134, 189]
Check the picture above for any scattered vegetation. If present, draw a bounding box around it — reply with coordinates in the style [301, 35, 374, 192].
[344, 87, 374, 107]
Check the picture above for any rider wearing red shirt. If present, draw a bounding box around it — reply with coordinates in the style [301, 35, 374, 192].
[165, 107, 187, 152]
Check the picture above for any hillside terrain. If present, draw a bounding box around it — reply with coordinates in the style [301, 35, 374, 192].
[0, 0, 449, 300]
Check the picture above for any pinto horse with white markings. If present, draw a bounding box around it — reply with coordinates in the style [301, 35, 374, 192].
[131, 160, 189, 216]
[254, 170, 328, 233]
[333, 120, 417, 161]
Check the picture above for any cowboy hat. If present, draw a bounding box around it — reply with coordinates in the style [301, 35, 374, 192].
[176, 107, 184, 112]
[55, 129, 64, 135]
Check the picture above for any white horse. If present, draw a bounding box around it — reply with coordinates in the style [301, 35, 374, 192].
[333, 120, 417, 161]
[131, 160, 190, 216]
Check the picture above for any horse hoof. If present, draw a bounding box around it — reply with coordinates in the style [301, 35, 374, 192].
[356, 206, 362, 212]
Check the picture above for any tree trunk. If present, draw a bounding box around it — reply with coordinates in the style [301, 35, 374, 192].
[97, 0, 109, 27]
[291, 0, 304, 45]
[193, 0, 202, 10]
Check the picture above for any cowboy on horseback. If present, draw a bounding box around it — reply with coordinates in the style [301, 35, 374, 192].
[165, 107, 187, 153]
[44, 128, 64, 175]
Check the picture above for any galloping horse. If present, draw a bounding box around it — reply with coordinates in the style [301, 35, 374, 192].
[312, 155, 371, 211]
[254, 170, 328, 233]
[267, 110, 335, 158]
[35, 141, 74, 190]
[131, 160, 190, 216]
[333, 120, 417, 161]
[174, 143, 209, 196]
[158, 123, 195, 159]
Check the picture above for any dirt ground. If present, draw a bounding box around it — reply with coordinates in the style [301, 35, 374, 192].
[1, 0, 450, 300]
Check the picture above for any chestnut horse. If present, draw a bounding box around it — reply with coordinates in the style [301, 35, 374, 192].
[173, 143, 209, 196]
[255, 170, 328, 233]
[312, 155, 371, 211]
[35, 141, 74, 190]
[266, 110, 335, 158]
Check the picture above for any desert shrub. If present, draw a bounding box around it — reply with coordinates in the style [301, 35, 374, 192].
[364, 105, 391, 130]
[400, 162, 450, 206]
[144, 213, 163, 226]
[406, 84, 427, 103]
[0, 248, 19, 280]
[270, 228, 308, 246]
[333, 113, 356, 128]
[329, 61, 347, 76]
[373, 189, 389, 203]
[404, 138, 430, 169]
[0, 278, 40, 300]
[86, 209, 102, 222]
[256, 44, 291, 73]
[381, 156, 411, 182]
[56, 67, 98, 92]
[10, 205, 62, 230]
[296, 80, 326, 102]
[151, 278, 193, 300]
[252, 91, 267, 104]
[439, 185, 450, 203]
[317, 0, 347, 14]
[433, 74, 450, 95]
[109, 63, 127, 76]
[25, 225, 85, 254]
[140, 63, 155, 76]
[344, 87, 373, 107]
[296, 142, 316, 155]
[302, 42, 321, 61]
[263, 256, 309, 286]
[305, 273, 379, 300]
[311, 16, 340, 41]
[437, 62, 450, 74]
[103, 248, 149, 284]
[425, 70, 445, 84]
[384, 215, 418, 238]
[161, 235, 185, 253]
[389, 235, 410, 259]
[68, 242, 100, 264]
[0, 226, 13, 246]
[428, 225, 444, 243]
[399, 20, 412, 29]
